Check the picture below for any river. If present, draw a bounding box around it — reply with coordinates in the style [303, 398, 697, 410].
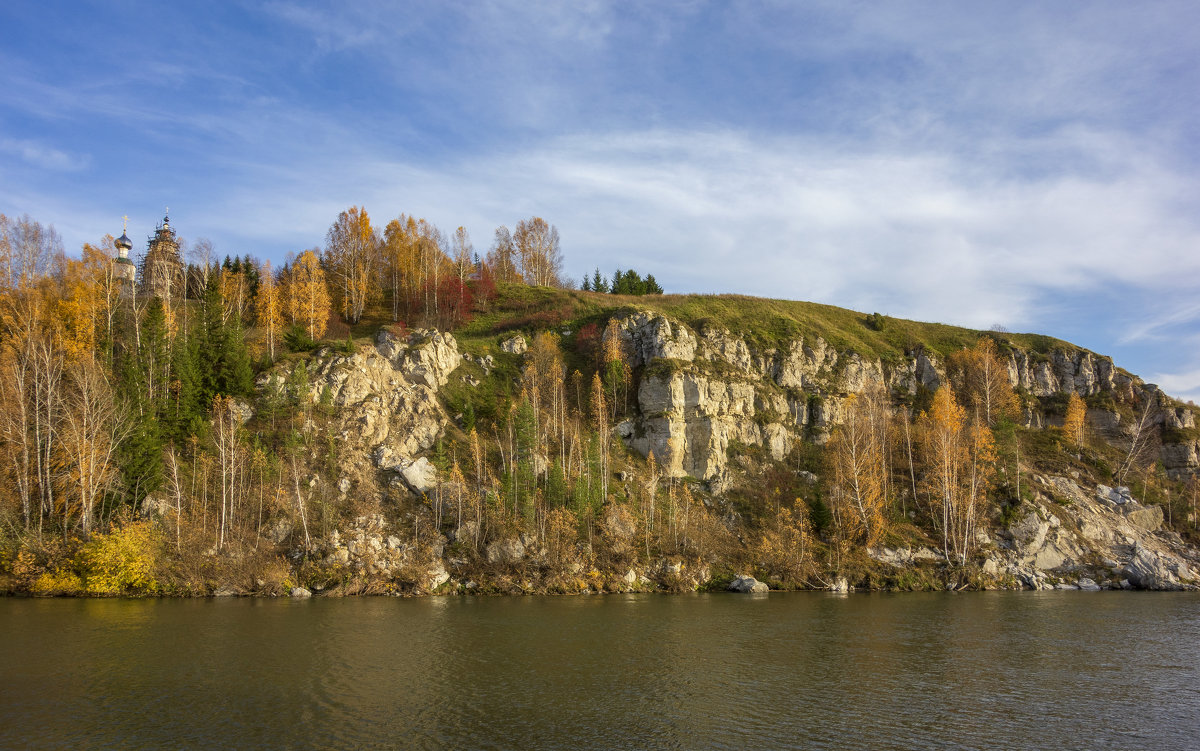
[2, 592, 1199, 750]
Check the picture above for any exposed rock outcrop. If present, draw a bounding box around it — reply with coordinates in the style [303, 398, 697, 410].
[266, 328, 462, 498]
[727, 575, 769, 593]
[604, 310, 1192, 486]
[988, 477, 1197, 590]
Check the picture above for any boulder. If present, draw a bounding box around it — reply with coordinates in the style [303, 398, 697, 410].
[727, 575, 768, 593]
[139, 492, 173, 520]
[290, 587, 312, 598]
[500, 335, 527, 354]
[486, 538, 526, 564]
[1122, 503, 1163, 533]
[1123, 544, 1180, 590]
[426, 563, 450, 590]
[400, 457, 437, 494]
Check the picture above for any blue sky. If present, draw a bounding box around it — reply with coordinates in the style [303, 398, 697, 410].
[2, 1, 1199, 399]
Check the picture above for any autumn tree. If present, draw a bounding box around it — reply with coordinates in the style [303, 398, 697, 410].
[948, 337, 1019, 426]
[826, 385, 892, 553]
[917, 385, 996, 565]
[383, 215, 417, 320]
[451, 226, 474, 286]
[755, 502, 815, 585]
[485, 226, 519, 284]
[1062, 391, 1087, 448]
[253, 260, 282, 359]
[324, 206, 380, 324]
[513, 217, 563, 287]
[285, 249, 331, 340]
[600, 319, 632, 418]
[220, 267, 251, 325]
[1115, 393, 1161, 485]
[58, 354, 127, 534]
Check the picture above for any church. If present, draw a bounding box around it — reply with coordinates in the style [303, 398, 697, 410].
[113, 211, 185, 303]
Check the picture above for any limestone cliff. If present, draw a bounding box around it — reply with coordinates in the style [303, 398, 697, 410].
[606, 310, 1196, 486]
[261, 328, 461, 499]
[266, 300, 1199, 595]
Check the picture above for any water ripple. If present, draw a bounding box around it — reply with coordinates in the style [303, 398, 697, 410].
[2, 593, 1199, 749]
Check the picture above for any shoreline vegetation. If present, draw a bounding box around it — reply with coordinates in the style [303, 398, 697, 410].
[2, 210, 1198, 599]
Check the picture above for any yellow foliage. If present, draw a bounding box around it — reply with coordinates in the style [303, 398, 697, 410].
[285, 250, 331, 339]
[948, 337, 1019, 426]
[1062, 391, 1087, 447]
[755, 503, 814, 584]
[31, 568, 83, 596]
[918, 385, 996, 565]
[825, 386, 891, 549]
[76, 520, 163, 595]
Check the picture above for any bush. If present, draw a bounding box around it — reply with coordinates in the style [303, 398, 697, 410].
[76, 520, 163, 595]
[285, 324, 319, 352]
[31, 569, 84, 596]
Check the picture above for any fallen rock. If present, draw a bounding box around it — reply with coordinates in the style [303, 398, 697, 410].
[500, 335, 527, 354]
[1122, 503, 1163, 533]
[427, 563, 450, 590]
[290, 587, 312, 598]
[400, 457, 438, 494]
[1123, 544, 1181, 590]
[727, 575, 768, 593]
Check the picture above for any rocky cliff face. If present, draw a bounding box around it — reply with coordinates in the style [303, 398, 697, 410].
[608, 310, 1195, 485]
[264, 328, 462, 498]
[259, 308, 1200, 594]
[869, 476, 1198, 591]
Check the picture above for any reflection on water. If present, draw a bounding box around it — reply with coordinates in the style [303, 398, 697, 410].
[2, 592, 1199, 750]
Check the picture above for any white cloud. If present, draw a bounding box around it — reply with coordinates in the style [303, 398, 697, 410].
[199, 124, 1198, 336]
[0, 137, 89, 172]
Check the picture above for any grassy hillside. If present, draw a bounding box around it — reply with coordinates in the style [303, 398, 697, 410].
[424, 284, 1081, 365]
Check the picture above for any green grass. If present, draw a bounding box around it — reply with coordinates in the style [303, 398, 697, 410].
[302, 284, 1113, 381]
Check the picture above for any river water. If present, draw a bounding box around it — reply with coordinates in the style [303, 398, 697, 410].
[2, 592, 1199, 750]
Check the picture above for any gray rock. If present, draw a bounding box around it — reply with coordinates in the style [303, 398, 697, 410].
[139, 492, 173, 520]
[290, 587, 312, 598]
[829, 577, 850, 593]
[1077, 578, 1100, 591]
[727, 575, 768, 594]
[400, 457, 438, 494]
[426, 563, 450, 590]
[486, 538, 526, 564]
[500, 335, 527, 354]
[1123, 544, 1180, 590]
[1122, 503, 1163, 532]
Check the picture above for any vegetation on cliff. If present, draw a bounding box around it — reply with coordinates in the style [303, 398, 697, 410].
[1, 210, 1197, 597]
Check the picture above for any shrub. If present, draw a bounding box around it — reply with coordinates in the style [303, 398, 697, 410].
[285, 324, 319, 352]
[31, 569, 84, 596]
[76, 520, 163, 595]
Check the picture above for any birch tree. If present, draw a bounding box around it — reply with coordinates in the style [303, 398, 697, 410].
[324, 207, 380, 324]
